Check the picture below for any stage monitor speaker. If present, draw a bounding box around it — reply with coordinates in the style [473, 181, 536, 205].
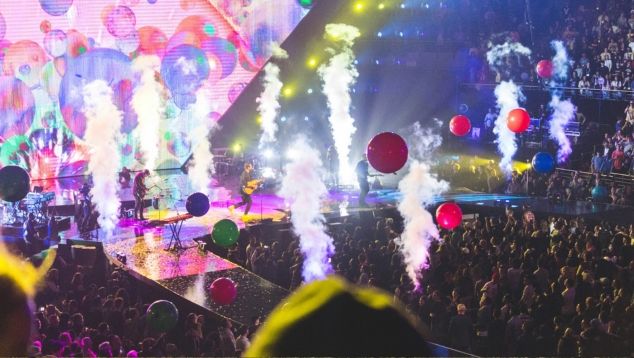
[71, 245, 97, 268]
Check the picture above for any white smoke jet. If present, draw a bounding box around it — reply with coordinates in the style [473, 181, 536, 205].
[257, 66, 284, 143]
[486, 39, 531, 175]
[131, 55, 164, 171]
[550, 40, 569, 82]
[318, 23, 360, 184]
[549, 95, 574, 163]
[548, 41, 573, 163]
[486, 41, 532, 74]
[396, 120, 448, 290]
[493, 81, 524, 174]
[82, 80, 123, 237]
[397, 161, 449, 290]
[183, 274, 206, 305]
[188, 89, 217, 199]
[278, 136, 333, 283]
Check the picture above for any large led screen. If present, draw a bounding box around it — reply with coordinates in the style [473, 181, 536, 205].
[0, 0, 311, 179]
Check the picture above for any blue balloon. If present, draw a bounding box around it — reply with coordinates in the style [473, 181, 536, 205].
[531, 152, 554, 174]
[591, 186, 608, 202]
[186, 192, 210, 217]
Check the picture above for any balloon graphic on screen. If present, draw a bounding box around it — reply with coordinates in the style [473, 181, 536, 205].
[43, 29, 68, 57]
[160, 44, 210, 95]
[105, 6, 137, 38]
[135, 26, 168, 58]
[3, 40, 48, 88]
[39, 0, 74, 16]
[0, 77, 35, 140]
[201, 37, 238, 79]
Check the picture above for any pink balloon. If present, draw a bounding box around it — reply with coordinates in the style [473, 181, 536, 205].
[436, 203, 462, 229]
[210, 277, 237, 305]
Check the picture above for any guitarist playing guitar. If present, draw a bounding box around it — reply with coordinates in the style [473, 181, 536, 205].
[133, 169, 154, 221]
[229, 162, 263, 218]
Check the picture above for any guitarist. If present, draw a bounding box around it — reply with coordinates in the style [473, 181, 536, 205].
[133, 169, 151, 221]
[355, 154, 370, 207]
[229, 162, 262, 217]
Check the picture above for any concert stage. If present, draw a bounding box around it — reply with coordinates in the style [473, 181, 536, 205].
[3, 170, 631, 326]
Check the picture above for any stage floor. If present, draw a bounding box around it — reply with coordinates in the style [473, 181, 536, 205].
[9, 170, 633, 324]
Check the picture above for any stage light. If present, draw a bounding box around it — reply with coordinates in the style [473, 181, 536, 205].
[281, 116, 287, 122]
[257, 116, 262, 124]
[355, 3, 363, 10]
[284, 88, 292, 96]
[287, 149, 297, 159]
[377, 32, 382, 37]
[234, 144, 241, 152]
[308, 58, 317, 67]
[401, 3, 405, 8]
[264, 150, 273, 158]
[399, 32, 403, 37]
[307, 88, 313, 94]
[378, 3, 384, 9]
[262, 167, 275, 178]
[304, 116, 309, 121]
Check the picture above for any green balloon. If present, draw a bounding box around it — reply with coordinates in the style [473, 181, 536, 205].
[146, 300, 179, 333]
[212, 219, 239, 247]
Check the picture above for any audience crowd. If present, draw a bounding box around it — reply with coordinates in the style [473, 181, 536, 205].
[29, 255, 260, 357]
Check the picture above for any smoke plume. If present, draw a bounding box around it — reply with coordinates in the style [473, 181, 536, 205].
[132, 55, 164, 171]
[493, 81, 524, 174]
[188, 89, 217, 199]
[548, 41, 573, 163]
[396, 120, 448, 290]
[318, 23, 360, 184]
[486, 40, 531, 175]
[82, 80, 123, 237]
[278, 136, 333, 283]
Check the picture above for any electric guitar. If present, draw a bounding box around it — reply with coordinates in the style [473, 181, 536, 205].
[242, 179, 265, 195]
[134, 184, 157, 198]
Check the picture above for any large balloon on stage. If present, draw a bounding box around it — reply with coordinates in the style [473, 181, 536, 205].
[592, 186, 608, 202]
[506, 108, 530, 133]
[185, 192, 210, 217]
[210, 277, 237, 305]
[366, 132, 408, 174]
[531, 152, 555, 174]
[146, 300, 179, 333]
[449, 115, 471, 136]
[212, 219, 239, 247]
[436, 203, 462, 229]
[536, 60, 554, 78]
[0, 165, 31, 202]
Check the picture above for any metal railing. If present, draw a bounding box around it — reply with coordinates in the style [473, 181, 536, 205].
[460, 83, 634, 101]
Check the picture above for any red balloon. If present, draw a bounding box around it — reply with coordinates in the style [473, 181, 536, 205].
[210, 277, 237, 305]
[536, 60, 553, 78]
[506, 108, 530, 133]
[449, 115, 471, 136]
[366, 132, 408, 174]
[436, 203, 462, 229]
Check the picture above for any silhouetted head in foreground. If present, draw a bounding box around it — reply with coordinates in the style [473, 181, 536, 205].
[247, 277, 433, 357]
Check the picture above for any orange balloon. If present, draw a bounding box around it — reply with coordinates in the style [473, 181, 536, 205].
[506, 108, 530, 133]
